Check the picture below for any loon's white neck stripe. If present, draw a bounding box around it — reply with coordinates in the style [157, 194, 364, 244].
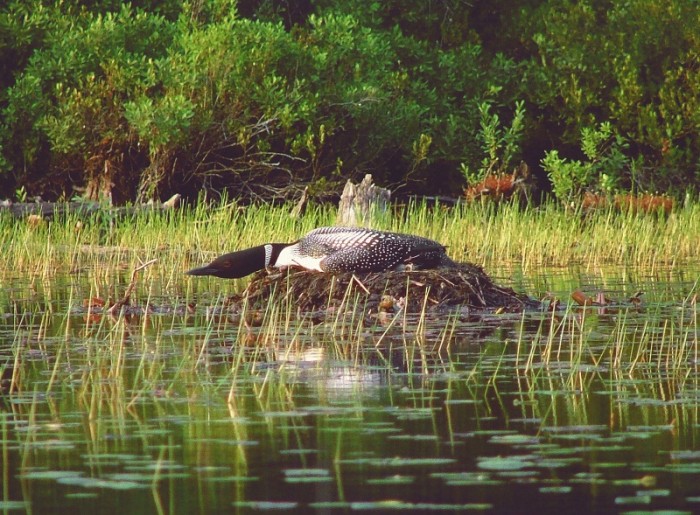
[264, 244, 273, 267]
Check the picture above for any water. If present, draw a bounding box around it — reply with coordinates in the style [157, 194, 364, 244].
[1, 265, 699, 514]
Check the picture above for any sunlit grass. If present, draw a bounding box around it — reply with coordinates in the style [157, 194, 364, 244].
[0, 199, 698, 398]
[1, 200, 698, 290]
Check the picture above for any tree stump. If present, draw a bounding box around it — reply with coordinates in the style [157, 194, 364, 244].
[337, 174, 390, 227]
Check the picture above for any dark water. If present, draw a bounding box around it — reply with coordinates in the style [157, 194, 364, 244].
[1, 266, 699, 514]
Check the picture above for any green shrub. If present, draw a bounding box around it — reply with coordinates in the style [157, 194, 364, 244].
[1, 4, 174, 199]
[461, 100, 525, 185]
[542, 122, 635, 203]
[526, 0, 700, 193]
[3, 0, 698, 202]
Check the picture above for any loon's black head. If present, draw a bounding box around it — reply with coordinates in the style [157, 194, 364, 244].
[186, 243, 287, 279]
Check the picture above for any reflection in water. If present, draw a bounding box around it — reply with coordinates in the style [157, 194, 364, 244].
[0, 267, 698, 514]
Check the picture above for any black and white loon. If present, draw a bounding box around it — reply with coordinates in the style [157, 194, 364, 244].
[186, 226, 455, 279]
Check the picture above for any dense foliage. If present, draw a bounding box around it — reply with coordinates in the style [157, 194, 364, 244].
[1, 0, 698, 203]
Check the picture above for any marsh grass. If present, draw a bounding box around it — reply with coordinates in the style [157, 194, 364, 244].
[1, 276, 698, 510]
[1, 199, 699, 284]
[1, 199, 698, 433]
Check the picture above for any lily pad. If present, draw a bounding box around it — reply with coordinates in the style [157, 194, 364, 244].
[20, 470, 83, 480]
[539, 486, 572, 494]
[366, 475, 415, 485]
[489, 434, 540, 445]
[349, 501, 493, 511]
[477, 456, 534, 471]
[0, 501, 27, 510]
[204, 476, 259, 483]
[283, 468, 330, 477]
[231, 501, 298, 510]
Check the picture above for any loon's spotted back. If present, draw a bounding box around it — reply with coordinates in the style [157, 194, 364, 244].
[295, 226, 451, 273]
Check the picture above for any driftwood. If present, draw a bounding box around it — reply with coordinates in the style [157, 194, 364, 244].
[0, 194, 181, 220]
[107, 259, 157, 315]
[337, 174, 390, 226]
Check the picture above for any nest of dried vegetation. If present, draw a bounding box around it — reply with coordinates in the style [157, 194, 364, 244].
[232, 263, 537, 314]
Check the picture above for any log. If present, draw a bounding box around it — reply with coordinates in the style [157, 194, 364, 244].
[0, 194, 181, 220]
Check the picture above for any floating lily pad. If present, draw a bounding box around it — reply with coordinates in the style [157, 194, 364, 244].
[56, 476, 148, 490]
[105, 473, 152, 482]
[662, 464, 700, 474]
[284, 476, 333, 484]
[349, 501, 493, 511]
[0, 501, 27, 510]
[231, 501, 298, 510]
[283, 469, 332, 483]
[279, 449, 317, 455]
[366, 475, 415, 485]
[20, 470, 83, 480]
[615, 495, 651, 505]
[539, 486, 572, 494]
[489, 434, 540, 445]
[592, 462, 628, 469]
[80, 453, 143, 461]
[387, 434, 439, 441]
[615, 431, 654, 440]
[465, 430, 518, 438]
[535, 458, 583, 469]
[574, 472, 603, 480]
[28, 440, 75, 450]
[395, 410, 437, 420]
[339, 457, 456, 467]
[477, 456, 534, 471]
[124, 462, 187, 472]
[190, 438, 259, 446]
[283, 468, 329, 477]
[639, 489, 670, 497]
[671, 450, 700, 460]
[431, 471, 502, 486]
[205, 476, 259, 483]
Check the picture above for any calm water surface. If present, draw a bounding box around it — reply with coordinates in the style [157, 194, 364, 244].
[1, 265, 699, 514]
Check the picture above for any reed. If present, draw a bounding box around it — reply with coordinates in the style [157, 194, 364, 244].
[2, 199, 699, 286]
[0, 199, 698, 413]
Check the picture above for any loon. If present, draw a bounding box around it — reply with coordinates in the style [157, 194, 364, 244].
[186, 226, 454, 279]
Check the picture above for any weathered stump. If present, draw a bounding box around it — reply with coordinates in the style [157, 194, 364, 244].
[337, 174, 390, 227]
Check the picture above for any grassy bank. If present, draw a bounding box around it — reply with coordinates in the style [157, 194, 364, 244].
[1, 200, 698, 285]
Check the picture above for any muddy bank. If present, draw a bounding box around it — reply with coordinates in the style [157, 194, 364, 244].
[232, 263, 537, 313]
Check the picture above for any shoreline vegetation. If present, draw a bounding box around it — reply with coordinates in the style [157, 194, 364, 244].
[2, 1, 699, 204]
[1, 200, 698, 285]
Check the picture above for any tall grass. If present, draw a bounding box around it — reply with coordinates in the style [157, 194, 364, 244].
[2, 200, 697, 289]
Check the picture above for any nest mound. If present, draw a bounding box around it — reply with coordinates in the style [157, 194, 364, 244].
[235, 263, 537, 313]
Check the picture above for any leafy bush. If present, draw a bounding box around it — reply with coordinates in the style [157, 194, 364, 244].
[2, 4, 174, 199]
[526, 0, 700, 193]
[461, 100, 525, 185]
[2, 0, 699, 202]
[542, 122, 635, 203]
